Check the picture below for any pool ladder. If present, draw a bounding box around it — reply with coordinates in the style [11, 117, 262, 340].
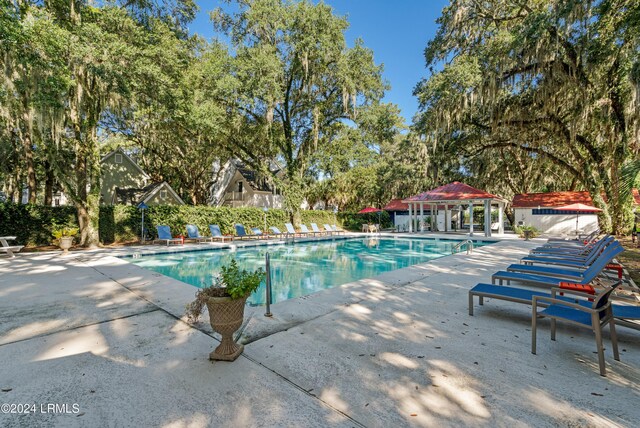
[452, 239, 473, 255]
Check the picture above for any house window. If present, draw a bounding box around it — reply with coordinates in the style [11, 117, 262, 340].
[115, 153, 123, 164]
[238, 182, 243, 193]
[54, 198, 60, 207]
[160, 190, 168, 199]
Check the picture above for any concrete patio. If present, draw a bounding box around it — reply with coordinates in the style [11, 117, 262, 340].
[1, 236, 639, 427]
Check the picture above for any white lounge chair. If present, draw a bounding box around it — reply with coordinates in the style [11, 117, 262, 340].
[0, 236, 23, 258]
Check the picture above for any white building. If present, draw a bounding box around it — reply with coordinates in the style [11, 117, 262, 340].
[512, 191, 599, 236]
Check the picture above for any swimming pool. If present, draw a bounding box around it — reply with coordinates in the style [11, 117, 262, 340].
[128, 237, 492, 306]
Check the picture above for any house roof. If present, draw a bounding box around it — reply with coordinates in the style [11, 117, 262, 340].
[101, 147, 150, 180]
[141, 181, 185, 205]
[403, 182, 503, 203]
[383, 199, 409, 211]
[513, 189, 640, 208]
[114, 182, 184, 206]
[512, 191, 593, 208]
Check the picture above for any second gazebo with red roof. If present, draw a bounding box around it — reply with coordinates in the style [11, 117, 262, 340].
[401, 182, 507, 237]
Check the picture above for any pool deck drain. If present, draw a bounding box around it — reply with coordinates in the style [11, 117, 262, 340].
[1, 236, 639, 427]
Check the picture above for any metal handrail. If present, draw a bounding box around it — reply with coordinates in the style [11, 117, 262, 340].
[264, 252, 273, 317]
[452, 239, 474, 255]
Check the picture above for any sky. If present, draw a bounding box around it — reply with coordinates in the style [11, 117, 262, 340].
[188, 0, 449, 124]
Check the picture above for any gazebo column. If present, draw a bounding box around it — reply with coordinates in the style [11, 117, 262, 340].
[484, 199, 491, 237]
[444, 205, 449, 232]
[408, 204, 413, 232]
[498, 202, 504, 234]
[420, 203, 424, 232]
[433, 204, 437, 231]
[469, 203, 474, 237]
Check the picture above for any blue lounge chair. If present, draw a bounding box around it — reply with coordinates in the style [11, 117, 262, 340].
[209, 225, 231, 242]
[469, 283, 640, 332]
[155, 226, 183, 246]
[492, 244, 623, 287]
[468, 283, 590, 316]
[250, 227, 269, 239]
[235, 224, 257, 240]
[546, 229, 599, 244]
[507, 242, 622, 279]
[285, 223, 305, 237]
[186, 224, 213, 243]
[532, 282, 621, 376]
[530, 236, 607, 255]
[521, 237, 614, 267]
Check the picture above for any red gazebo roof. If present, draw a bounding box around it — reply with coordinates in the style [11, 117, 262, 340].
[403, 182, 502, 203]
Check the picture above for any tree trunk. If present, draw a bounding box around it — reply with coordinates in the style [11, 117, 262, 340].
[21, 106, 37, 204]
[76, 194, 100, 248]
[44, 161, 54, 206]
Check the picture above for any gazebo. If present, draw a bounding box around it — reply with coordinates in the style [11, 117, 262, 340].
[401, 182, 508, 237]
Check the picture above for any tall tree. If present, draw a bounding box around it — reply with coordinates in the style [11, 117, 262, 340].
[210, 0, 386, 213]
[414, 0, 640, 233]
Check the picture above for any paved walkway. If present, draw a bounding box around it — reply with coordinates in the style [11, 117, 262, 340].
[1, 237, 639, 427]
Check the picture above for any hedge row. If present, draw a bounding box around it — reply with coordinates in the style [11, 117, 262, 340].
[0, 202, 341, 246]
[0, 203, 78, 246]
[338, 211, 392, 231]
[100, 205, 340, 243]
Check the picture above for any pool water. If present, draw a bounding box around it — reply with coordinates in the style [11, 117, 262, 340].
[128, 237, 491, 306]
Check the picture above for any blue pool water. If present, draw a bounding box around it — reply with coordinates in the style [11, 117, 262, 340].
[127, 237, 491, 306]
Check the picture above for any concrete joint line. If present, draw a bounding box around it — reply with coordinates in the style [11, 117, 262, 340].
[242, 352, 368, 428]
[0, 308, 162, 348]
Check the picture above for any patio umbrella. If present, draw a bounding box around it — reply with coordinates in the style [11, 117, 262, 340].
[555, 203, 602, 235]
[357, 207, 382, 231]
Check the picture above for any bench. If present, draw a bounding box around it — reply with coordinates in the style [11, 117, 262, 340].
[1, 236, 24, 258]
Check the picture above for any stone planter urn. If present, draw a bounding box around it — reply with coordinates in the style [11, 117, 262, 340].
[523, 230, 532, 241]
[58, 236, 74, 253]
[206, 295, 248, 361]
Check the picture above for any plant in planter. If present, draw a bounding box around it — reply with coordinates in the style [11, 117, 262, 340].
[515, 225, 540, 240]
[52, 223, 79, 253]
[186, 259, 265, 361]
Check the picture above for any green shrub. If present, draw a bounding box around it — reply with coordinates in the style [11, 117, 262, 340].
[0, 203, 78, 246]
[514, 225, 541, 239]
[1, 202, 341, 246]
[338, 211, 392, 231]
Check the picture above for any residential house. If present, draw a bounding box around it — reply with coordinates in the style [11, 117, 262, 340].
[209, 160, 283, 208]
[101, 148, 184, 206]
